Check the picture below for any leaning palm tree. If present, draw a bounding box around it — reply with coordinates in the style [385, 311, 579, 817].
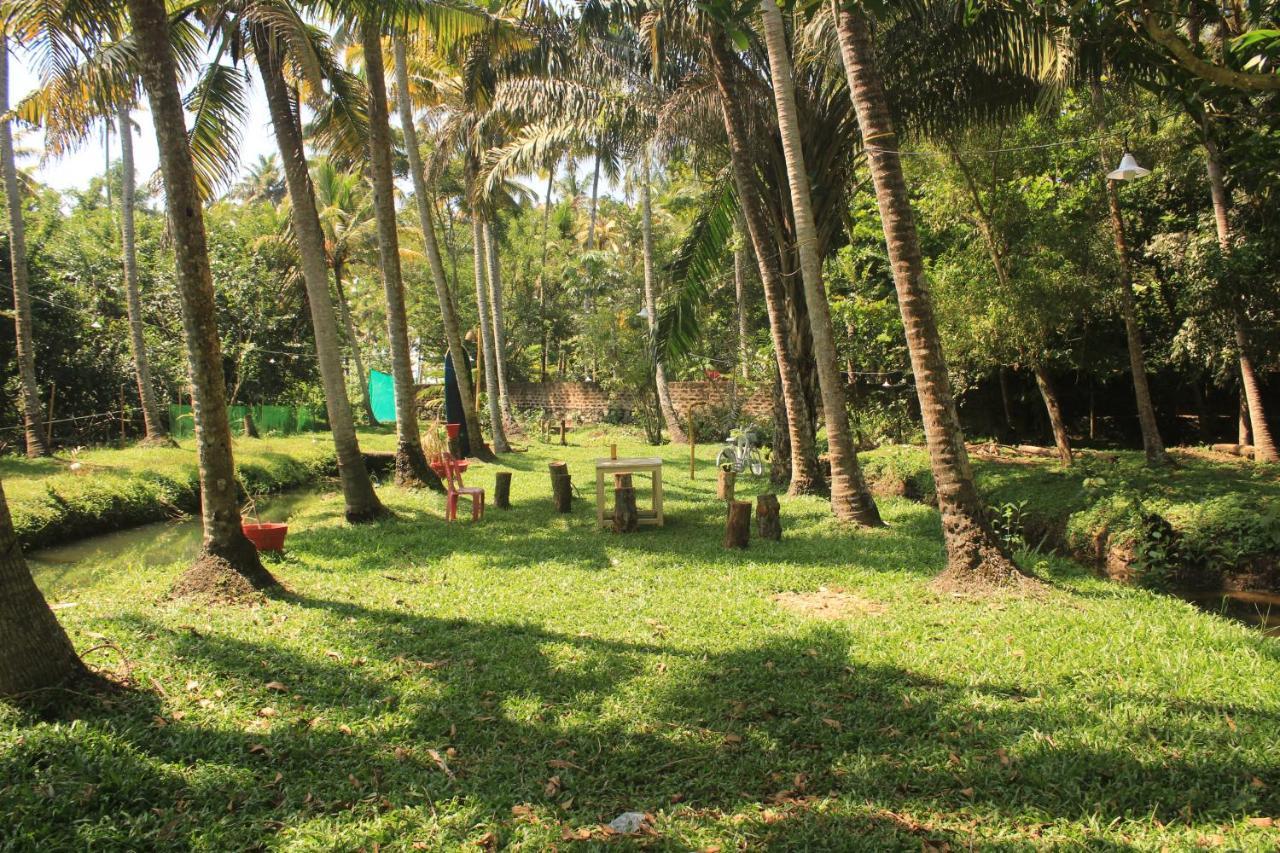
[0, 35, 49, 457]
[126, 0, 276, 588]
[756, 0, 882, 526]
[830, 2, 1027, 584]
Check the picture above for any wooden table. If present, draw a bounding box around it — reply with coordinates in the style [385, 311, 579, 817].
[595, 457, 664, 528]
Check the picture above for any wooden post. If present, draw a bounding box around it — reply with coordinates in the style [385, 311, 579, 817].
[610, 442, 617, 460]
[120, 384, 127, 442]
[689, 409, 697, 480]
[549, 461, 572, 512]
[495, 471, 512, 509]
[717, 468, 736, 501]
[756, 493, 781, 541]
[612, 473, 638, 533]
[724, 500, 751, 549]
[560, 419, 567, 446]
[243, 411, 260, 438]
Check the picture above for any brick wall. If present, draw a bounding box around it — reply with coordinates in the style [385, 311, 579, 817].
[506, 380, 772, 421]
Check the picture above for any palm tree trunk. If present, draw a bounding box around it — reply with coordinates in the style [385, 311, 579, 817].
[118, 105, 171, 446]
[641, 151, 687, 443]
[1089, 78, 1166, 466]
[472, 210, 510, 452]
[483, 221, 515, 429]
[0, 477, 88, 699]
[333, 265, 376, 424]
[1202, 135, 1277, 461]
[539, 165, 554, 381]
[735, 213, 750, 380]
[709, 32, 821, 495]
[1239, 390, 1252, 447]
[126, 0, 273, 588]
[1033, 364, 1072, 465]
[758, 0, 881, 526]
[832, 3, 1025, 583]
[0, 38, 49, 458]
[257, 33, 384, 521]
[392, 37, 489, 460]
[587, 150, 600, 250]
[360, 19, 438, 489]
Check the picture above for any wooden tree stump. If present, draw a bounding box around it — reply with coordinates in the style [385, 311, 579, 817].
[243, 412, 259, 438]
[560, 420, 568, 446]
[495, 471, 512, 509]
[549, 461, 572, 513]
[717, 469, 736, 501]
[612, 473, 638, 533]
[756, 493, 781, 541]
[724, 500, 751, 549]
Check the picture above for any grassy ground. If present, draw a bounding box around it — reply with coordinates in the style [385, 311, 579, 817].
[2, 428, 1278, 850]
[1, 430, 398, 551]
[861, 444, 1280, 588]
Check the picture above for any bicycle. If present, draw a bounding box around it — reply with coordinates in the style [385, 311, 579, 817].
[716, 427, 764, 477]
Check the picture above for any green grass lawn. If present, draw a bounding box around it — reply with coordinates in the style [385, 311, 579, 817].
[1, 430, 398, 551]
[3, 429, 1278, 850]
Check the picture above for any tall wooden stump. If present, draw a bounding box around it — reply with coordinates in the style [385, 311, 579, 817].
[560, 420, 568, 446]
[613, 473, 638, 533]
[495, 471, 512, 509]
[756, 493, 781, 541]
[549, 461, 572, 513]
[717, 469, 736, 501]
[243, 412, 259, 438]
[725, 500, 751, 549]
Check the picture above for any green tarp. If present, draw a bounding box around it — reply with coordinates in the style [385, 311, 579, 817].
[368, 369, 396, 425]
[167, 404, 325, 439]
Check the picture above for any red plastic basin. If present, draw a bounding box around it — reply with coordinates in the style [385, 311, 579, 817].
[242, 522, 288, 552]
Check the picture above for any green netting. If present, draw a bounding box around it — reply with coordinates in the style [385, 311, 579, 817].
[369, 369, 396, 425]
[167, 404, 324, 439]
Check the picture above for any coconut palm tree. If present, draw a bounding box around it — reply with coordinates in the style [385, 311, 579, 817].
[830, 2, 1025, 584]
[0, 35, 49, 458]
[126, 0, 276, 588]
[0, 476, 88, 699]
[391, 34, 489, 458]
[756, 0, 882, 526]
[483, 219, 515, 429]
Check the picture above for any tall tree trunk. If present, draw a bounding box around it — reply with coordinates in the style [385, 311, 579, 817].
[735, 213, 751, 380]
[832, 4, 1025, 583]
[1089, 78, 1166, 466]
[333, 265, 376, 424]
[709, 32, 821, 495]
[641, 151, 687, 443]
[0, 38, 49, 458]
[586, 151, 600, 250]
[1239, 389, 1252, 447]
[257, 33, 384, 521]
[1033, 364, 1072, 465]
[360, 19, 438, 488]
[539, 165, 554, 382]
[118, 105, 171, 446]
[126, 0, 274, 588]
[998, 368, 1015, 438]
[758, 0, 881, 526]
[392, 37, 489, 460]
[0, 477, 88, 699]
[1202, 135, 1277, 461]
[472, 210, 510, 452]
[483, 221, 515, 429]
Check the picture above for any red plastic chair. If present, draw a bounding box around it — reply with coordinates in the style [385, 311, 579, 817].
[443, 452, 484, 522]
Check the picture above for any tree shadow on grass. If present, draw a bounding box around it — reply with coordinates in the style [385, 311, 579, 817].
[4, 595, 1276, 850]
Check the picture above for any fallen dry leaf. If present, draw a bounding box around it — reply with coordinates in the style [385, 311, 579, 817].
[428, 748, 457, 781]
[1247, 817, 1274, 828]
[822, 718, 842, 731]
[265, 681, 286, 692]
[547, 758, 584, 770]
[257, 707, 277, 719]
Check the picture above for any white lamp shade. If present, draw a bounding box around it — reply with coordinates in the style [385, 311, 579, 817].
[1107, 152, 1151, 181]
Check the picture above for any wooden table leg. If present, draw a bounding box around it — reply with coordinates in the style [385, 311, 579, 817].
[654, 466, 664, 526]
[595, 467, 606, 528]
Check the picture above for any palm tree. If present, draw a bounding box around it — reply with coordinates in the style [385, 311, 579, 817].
[125, 0, 275, 589]
[470, 200, 511, 452]
[0, 476, 88, 699]
[483, 219, 515, 430]
[358, 14, 439, 486]
[830, 2, 1025, 584]
[639, 150, 687, 443]
[391, 35, 489, 458]
[756, 0, 882, 526]
[235, 153, 286, 204]
[734, 213, 750, 380]
[0, 35, 49, 458]
[117, 105, 174, 446]
[248, 18, 386, 521]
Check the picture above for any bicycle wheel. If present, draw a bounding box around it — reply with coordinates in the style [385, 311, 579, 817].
[748, 451, 763, 477]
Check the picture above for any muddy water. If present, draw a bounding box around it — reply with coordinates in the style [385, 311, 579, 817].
[27, 488, 328, 597]
[1182, 590, 1280, 638]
